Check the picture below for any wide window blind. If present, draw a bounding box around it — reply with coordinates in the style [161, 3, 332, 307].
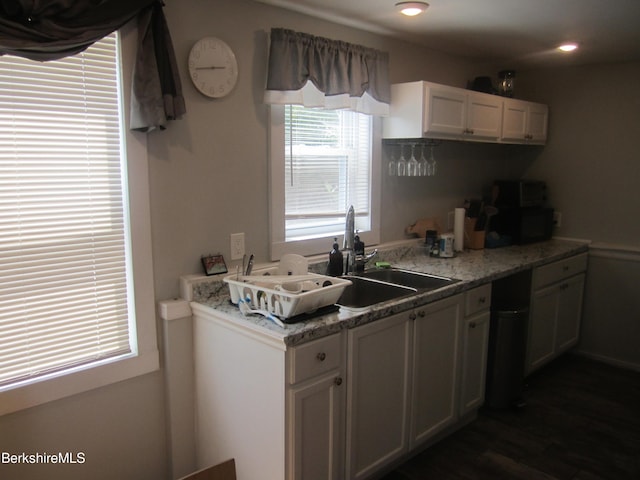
[0, 33, 134, 388]
[284, 105, 371, 240]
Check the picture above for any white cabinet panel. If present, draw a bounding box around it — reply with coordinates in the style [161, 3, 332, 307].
[425, 85, 467, 136]
[384, 81, 549, 144]
[467, 92, 503, 140]
[384, 81, 503, 142]
[527, 254, 587, 374]
[555, 273, 585, 353]
[459, 310, 491, 416]
[410, 295, 463, 447]
[289, 372, 344, 480]
[501, 99, 548, 144]
[346, 313, 412, 480]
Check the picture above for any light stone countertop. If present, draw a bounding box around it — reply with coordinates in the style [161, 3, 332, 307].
[188, 238, 589, 347]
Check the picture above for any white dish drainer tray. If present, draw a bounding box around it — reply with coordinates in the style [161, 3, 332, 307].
[224, 268, 351, 320]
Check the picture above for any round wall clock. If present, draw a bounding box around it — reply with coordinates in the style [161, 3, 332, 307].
[188, 37, 238, 98]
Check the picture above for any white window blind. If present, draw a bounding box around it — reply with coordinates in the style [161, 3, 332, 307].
[284, 105, 372, 241]
[0, 33, 134, 389]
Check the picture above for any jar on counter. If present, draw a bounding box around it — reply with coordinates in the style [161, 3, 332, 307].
[498, 70, 515, 97]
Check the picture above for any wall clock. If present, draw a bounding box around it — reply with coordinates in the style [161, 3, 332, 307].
[188, 37, 238, 98]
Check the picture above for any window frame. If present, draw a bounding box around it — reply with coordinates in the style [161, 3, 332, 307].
[0, 21, 159, 416]
[269, 105, 381, 261]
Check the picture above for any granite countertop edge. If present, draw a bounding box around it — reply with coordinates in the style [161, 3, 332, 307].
[190, 239, 589, 348]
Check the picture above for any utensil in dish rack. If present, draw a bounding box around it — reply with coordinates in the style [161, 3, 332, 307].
[238, 297, 285, 328]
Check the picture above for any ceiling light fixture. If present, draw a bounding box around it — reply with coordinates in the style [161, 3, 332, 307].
[558, 43, 578, 52]
[396, 1, 429, 16]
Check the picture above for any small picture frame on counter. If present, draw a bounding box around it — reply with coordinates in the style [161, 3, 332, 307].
[201, 254, 228, 276]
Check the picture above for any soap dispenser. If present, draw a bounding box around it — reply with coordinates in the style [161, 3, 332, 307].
[354, 232, 365, 273]
[328, 237, 343, 276]
[354, 232, 365, 256]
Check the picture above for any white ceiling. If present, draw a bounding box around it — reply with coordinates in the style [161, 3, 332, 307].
[255, 0, 640, 69]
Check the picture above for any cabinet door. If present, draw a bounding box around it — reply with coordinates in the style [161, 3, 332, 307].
[410, 295, 462, 447]
[527, 103, 549, 144]
[459, 310, 490, 416]
[466, 92, 503, 140]
[424, 85, 466, 137]
[501, 99, 529, 142]
[555, 273, 585, 353]
[527, 283, 560, 374]
[289, 373, 344, 480]
[346, 313, 411, 480]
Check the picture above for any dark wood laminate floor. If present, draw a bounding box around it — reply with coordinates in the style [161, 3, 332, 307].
[381, 354, 640, 480]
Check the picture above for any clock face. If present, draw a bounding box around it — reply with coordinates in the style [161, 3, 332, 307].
[188, 37, 238, 98]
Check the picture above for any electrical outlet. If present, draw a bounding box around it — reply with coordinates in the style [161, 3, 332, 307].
[230, 232, 245, 260]
[554, 211, 562, 228]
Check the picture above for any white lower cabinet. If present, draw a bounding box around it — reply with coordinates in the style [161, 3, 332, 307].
[346, 289, 491, 479]
[459, 283, 492, 416]
[193, 286, 492, 480]
[346, 312, 412, 480]
[410, 295, 463, 447]
[289, 372, 344, 480]
[288, 333, 346, 480]
[526, 253, 588, 374]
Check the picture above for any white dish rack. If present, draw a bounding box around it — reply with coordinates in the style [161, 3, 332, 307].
[224, 269, 351, 320]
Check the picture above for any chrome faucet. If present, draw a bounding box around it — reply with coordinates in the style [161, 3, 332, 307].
[343, 205, 377, 274]
[343, 205, 355, 274]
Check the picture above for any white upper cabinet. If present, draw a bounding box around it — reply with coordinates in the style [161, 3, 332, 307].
[501, 99, 549, 144]
[383, 81, 548, 145]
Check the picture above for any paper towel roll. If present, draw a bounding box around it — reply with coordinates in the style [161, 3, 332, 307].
[454, 208, 465, 252]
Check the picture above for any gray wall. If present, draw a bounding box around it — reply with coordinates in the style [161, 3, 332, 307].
[517, 62, 640, 369]
[517, 62, 640, 245]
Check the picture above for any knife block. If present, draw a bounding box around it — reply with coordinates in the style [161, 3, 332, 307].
[464, 218, 486, 249]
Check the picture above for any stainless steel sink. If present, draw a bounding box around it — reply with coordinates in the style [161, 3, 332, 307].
[357, 268, 459, 291]
[335, 268, 459, 311]
[336, 276, 416, 310]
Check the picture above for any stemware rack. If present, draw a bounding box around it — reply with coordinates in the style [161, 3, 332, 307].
[383, 139, 441, 177]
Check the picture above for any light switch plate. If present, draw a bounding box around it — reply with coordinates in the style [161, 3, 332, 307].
[230, 233, 245, 260]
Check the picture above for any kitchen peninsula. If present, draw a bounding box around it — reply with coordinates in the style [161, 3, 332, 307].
[185, 238, 588, 480]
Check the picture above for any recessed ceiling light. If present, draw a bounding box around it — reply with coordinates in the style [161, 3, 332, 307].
[558, 43, 579, 52]
[396, 1, 430, 16]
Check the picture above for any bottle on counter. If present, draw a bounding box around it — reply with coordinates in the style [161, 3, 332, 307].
[327, 237, 343, 276]
[426, 230, 438, 256]
[354, 232, 365, 256]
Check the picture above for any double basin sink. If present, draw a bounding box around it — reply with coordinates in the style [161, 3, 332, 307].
[336, 268, 459, 310]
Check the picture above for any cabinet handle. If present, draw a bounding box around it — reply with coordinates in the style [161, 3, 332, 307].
[469, 321, 477, 329]
[334, 377, 343, 386]
[478, 296, 486, 304]
[409, 312, 417, 321]
[560, 283, 569, 291]
[563, 265, 570, 272]
[418, 310, 426, 318]
[316, 352, 326, 362]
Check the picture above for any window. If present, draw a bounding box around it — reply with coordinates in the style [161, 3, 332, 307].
[270, 105, 381, 260]
[0, 28, 158, 414]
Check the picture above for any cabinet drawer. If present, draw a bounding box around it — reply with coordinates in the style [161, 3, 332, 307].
[533, 253, 588, 289]
[465, 283, 492, 316]
[289, 333, 342, 384]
